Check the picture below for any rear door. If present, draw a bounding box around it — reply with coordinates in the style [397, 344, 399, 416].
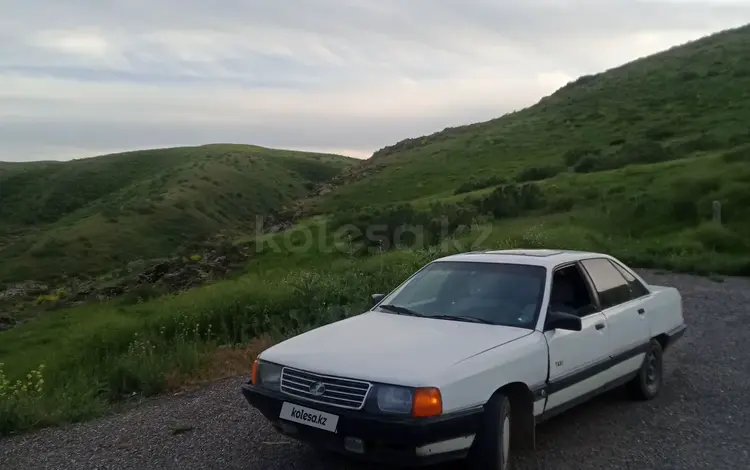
[579, 258, 651, 362]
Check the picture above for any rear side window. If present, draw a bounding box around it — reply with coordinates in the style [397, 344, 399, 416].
[610, 260, 650, 298]
[580, 258, 633, 309]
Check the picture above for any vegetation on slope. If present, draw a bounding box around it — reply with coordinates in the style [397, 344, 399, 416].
[0, 229, 542, 435]
[305, 24, 750, 273]
[312, 24, 750, 213]
[4, 25, 750, 435]
[0, 144, 355, 284]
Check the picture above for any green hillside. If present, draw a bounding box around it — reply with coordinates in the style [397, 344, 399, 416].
[312, 24, 750, 215]
[0, 144, 355, 283]
[4, 24, 750, 437]
[298, 24, 750, 275]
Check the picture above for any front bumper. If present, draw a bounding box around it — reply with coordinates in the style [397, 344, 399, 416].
[241, 383, 484, 466]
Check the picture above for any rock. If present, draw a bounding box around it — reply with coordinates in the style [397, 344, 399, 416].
[0, 313, 16, 331]
[3, 233, 253, 311]
[0, 281, 50, 301]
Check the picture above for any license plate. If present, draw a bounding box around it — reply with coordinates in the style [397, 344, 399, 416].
[279, 402, 339, 433]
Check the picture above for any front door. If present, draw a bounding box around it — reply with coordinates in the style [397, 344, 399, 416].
[544, 311, 610, 411]
[542, 263, 611, 413]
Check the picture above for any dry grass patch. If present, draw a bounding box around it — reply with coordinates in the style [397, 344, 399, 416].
[165, 334, 277, 391]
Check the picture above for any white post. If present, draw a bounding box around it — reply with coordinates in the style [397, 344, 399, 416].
[712, 200, 722, 224]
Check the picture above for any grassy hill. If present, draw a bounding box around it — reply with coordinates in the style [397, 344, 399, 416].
[311, 24, 750, 210]
[301, 24, 750, 274]
[0, 144, 355, 283]
[3, 24, 750, 436]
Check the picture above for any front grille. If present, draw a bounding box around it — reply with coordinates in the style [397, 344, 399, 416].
[280, 367, 372, 410]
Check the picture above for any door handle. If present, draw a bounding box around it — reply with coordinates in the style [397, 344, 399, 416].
[637, 308, 645, 315]
[595, 323, 606, 330]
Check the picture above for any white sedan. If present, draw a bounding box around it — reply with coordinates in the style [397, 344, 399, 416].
[242, 249, 687, 469]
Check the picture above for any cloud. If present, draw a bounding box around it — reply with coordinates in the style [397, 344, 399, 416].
[1, 0, 749, 161]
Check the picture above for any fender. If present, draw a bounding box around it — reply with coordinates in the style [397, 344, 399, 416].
[432, 331, 549, 414]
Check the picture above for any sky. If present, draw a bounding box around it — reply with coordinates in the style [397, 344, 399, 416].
[1, 1, 750, 162]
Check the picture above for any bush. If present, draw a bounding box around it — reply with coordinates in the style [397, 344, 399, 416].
[331, 202, 481, 254]
[684, 222, 746, 253]
[562, 147, 597, 166]
[471, 183, 546, 219]
[675, 133, 723, 153]
[721, 146, 750, 162]
[615, 141, 676, 165]
[573, 141, 678, 174]
[643, 125, 676, 141]
[454, 175, 506, 195]
[120, 284, 165, 305]
[0, 363, 45, 434]
[573, 156, 598, 173]
[515, 165, 563, 182]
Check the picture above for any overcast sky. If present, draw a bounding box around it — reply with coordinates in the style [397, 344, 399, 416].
[1, 1, 749, 162]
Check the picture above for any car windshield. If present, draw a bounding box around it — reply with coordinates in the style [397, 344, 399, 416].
[376, 261, 547, 329]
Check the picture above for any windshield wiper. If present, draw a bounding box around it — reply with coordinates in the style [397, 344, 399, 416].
[424, 314, 495, 325]
[378, 305, 494, 325]
[378, 304, 424, 317]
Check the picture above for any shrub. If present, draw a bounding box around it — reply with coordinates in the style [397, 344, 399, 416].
[120, 284, 164, 305]
[721, 146, 750, 163]
[0, 363, 46, 434]
[675, 133, 723, 153]
[515, 165, 563, 182]
[615, 141, 676, 165]
[643, 125, 676, 141]
[453, 175, 507, 195]
[573, 141, 678, 174]
[562, 147, 597, 166]
[331, 202, 481, 254]
[684, 222, 746, 253]
[471, 183, 546, 219]
[573, 156, 598, 173]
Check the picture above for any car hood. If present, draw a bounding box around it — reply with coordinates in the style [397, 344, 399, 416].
[259, 311, 531, 386]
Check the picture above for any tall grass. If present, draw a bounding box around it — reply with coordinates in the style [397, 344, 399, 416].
[3, 218, 749, 436]
[0, 242, 459, 435]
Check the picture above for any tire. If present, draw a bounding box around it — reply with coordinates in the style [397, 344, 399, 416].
[627, 339, 663, 401]
[469, 393, 512, 470]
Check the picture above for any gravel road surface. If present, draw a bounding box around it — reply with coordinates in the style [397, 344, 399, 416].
[2, 271, 749, 470]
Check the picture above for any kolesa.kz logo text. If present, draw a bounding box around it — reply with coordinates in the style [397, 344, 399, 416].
[289, 406, 328, 426]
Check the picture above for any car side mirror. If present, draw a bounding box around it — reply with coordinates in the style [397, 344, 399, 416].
[544, 310, 583, 332]
[371, 293, 385, 307]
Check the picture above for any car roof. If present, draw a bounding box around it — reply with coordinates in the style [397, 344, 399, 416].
[433, 249, 613, 268]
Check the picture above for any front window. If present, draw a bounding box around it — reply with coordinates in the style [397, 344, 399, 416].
[377, 261, 547, 328]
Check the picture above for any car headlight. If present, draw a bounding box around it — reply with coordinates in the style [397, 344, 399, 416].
[376, 385, 413, 414]
[255, 360, 282, 390]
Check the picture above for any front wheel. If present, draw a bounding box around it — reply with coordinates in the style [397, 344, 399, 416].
[469, 393, 511, 470]
[627, 339, 663, 400]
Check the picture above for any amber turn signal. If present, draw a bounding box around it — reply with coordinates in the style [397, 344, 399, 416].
[251, 358, 260, 385]
[412, 387, 442, 418]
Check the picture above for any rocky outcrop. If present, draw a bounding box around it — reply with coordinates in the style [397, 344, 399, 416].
[0, 281, 49, 302]
[0, 236, 253, 325]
